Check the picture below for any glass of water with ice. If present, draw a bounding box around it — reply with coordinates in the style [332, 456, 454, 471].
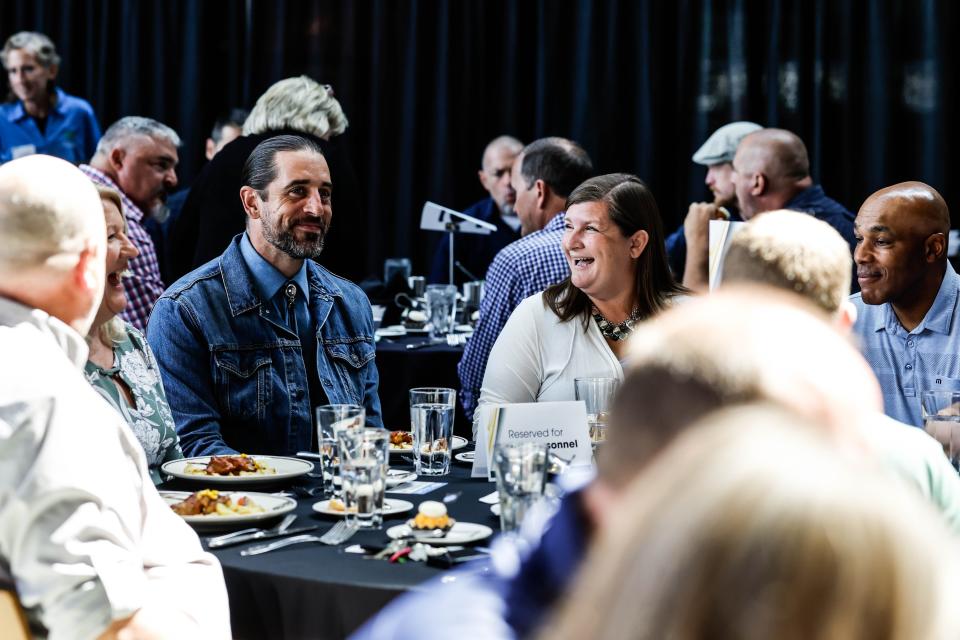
[338, 428, 390, 528]
[316, 404, 365, 498]
[921, 390, 960, 470]
[494, 442, 549, 532]
[574, 377, 619, 444]
[409, 387, 457, 476]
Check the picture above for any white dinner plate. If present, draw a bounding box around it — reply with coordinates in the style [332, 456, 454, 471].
[454, 451, 475, 463]
[312, 498, 414, 517]
[376, 325, 407, 338]
[386, 521, 493, 546]
[404, 326, 430, 335]
[389, 435, 468, 456]
[161, 491, 296, 531]
[162, 455, 314, 485]
[490, 503, 501, 517]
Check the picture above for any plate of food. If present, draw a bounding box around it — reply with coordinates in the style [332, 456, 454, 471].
[312, 497, 414, 517]
[161, 454, 313, 485]
[161, 490, 296, 530]
[386, 501, 493, 545]
[388, 432, 468, 455]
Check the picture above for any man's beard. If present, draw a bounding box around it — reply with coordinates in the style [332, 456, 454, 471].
[262, 212, 327, 260]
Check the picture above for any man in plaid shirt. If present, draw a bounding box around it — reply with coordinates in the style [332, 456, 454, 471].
[82, 116, 179, 331]
[457, 137, 593, 422]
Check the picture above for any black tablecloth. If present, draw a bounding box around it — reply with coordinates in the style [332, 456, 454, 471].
[375, 335, 471, 438]
[165, 461, 496, 640]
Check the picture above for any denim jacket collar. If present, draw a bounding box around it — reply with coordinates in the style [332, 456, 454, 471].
[220, 235, 343, 318]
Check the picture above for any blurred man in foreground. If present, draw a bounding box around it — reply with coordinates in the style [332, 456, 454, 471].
[355, 287, 884, 640]
[0, 154, 229, 639]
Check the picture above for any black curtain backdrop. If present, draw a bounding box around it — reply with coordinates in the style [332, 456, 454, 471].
[1, 0, 954, 280]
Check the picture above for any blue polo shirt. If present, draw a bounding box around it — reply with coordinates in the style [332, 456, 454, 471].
[0, 88, 101, 164]
[851, 263, 960, 427]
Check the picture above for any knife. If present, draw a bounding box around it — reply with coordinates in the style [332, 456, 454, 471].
[208, 525, 319, 549]
[405, 339, 445, 350]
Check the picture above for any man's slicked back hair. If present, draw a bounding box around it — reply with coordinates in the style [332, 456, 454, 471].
[241, 134, 325, 198]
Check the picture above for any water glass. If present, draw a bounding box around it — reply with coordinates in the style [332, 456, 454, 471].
[316, 404, 366, 497]
[921, 390, 960, 469]
[425, 284, 457, 338]
[409, 387, 456, 476]
[494, 442, 549, 532]
[575, 378, 619, 444]
[338, 428, 390, 528]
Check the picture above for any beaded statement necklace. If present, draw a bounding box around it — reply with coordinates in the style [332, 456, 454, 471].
[592, 305, 642, 341]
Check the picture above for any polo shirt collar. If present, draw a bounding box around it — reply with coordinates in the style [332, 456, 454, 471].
[6, 88, 67, 122]
[880, 262, 959, 335]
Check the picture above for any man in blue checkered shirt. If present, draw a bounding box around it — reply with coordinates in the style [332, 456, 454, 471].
[458, 137, 593, 422]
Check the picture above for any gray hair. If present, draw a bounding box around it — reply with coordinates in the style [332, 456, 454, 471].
[0, 155, 104, 274]
[1, 31, 60, 69]
[243, 76, 348, 139]
[95, 116, 181, 157]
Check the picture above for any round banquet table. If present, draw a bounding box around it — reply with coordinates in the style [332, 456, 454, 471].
[162, 459, 497, 640]
[375, 334, 471, 438]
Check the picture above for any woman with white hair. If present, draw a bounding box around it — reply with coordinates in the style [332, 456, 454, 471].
[168, 76, 367, 282]
[0, 31, 101, 164]
[84, 185, 183, 483]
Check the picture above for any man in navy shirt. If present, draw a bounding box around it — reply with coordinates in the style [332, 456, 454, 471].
[683, 128, 857, 292]
[428, 135, 523, 285]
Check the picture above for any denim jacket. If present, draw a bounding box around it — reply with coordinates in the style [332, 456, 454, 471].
[147, 236, 383, 457]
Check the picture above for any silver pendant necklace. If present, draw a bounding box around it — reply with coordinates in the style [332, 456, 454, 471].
[592, 305, 642, 341]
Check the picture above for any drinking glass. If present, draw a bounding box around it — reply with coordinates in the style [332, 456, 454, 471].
[575, 377, 620, 444]
[494, 442, 549, 532]
[409, 387, 456, 476]
[425, 284, 457, 338]
[315, 404, 365, 497]
[921, 390, 960, 469]
[338, 428, 390, 528]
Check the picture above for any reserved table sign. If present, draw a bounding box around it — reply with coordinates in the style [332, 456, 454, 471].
[472, 401, 592, 479]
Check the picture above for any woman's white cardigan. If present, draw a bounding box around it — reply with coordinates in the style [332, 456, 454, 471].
[475, 292, 624, 433]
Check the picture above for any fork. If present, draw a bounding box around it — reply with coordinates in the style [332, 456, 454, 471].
[240, 522, 357, 556]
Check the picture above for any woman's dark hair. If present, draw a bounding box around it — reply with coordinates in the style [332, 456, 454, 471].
[241, 134, 325, 197]
[543, 173, 687, 326]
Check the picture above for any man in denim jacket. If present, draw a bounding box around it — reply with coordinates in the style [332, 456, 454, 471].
[148, 135, 382, 457]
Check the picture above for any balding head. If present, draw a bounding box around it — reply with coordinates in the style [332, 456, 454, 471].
[0, 155, 106, 333]
[854, 181, 950, 319]
[478, 135, 523, 215]
[722, 210, 852, 315]
[732, 128, 813, 219]
[598, 286, 879, 489]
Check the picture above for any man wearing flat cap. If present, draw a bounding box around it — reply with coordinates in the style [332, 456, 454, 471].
[665, 121, 761, 282]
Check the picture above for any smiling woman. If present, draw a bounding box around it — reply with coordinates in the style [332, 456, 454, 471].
[475, 174, 687, 427]
[0, 31, 101, 164]
[83, 185, 185, 484]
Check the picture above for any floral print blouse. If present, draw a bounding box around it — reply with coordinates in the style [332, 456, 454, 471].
[84, 322, 183, 483]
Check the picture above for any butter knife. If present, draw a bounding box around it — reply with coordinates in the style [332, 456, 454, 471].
[208, 525, 319, 549]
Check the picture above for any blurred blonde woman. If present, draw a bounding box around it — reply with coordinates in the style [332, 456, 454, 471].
[538, 404, 960, 640]
[84, 185, 183, 483]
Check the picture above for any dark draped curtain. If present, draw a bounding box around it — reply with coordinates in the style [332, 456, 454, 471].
[1, 0, 954, 279]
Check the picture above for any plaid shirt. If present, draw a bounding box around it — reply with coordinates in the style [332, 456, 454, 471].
[457, 212, 570, 420]
[80, 165, 165, 331]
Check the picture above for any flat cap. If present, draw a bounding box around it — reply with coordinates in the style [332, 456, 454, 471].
[692, 121, 762, 166]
